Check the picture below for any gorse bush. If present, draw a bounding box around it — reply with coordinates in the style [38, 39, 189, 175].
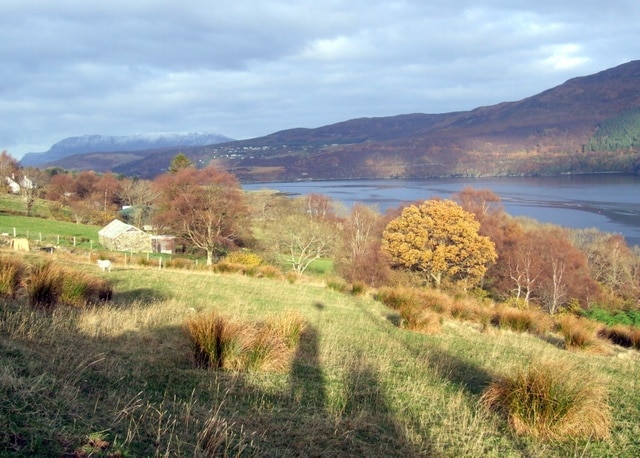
[224, 250, 263, 267]
[480, 361, 611, 441]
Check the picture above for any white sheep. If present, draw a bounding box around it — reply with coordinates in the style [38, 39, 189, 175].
[97, 259, 112, 273]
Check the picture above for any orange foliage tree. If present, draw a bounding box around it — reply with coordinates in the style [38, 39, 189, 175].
[382, 199, 497, 288]
[153, 165, 248, 265]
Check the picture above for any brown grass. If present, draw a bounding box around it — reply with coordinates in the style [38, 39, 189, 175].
[555, 315, 602, 351]
[597, 324, 640, 350]
[480, 360, 611, 441]
[490, 306, 553, 335]
[0, 254, 25, 299]
[184, 310, 306, 372]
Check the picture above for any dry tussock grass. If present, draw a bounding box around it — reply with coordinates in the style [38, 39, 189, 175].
[185, 310, 306, 372]
[597, 324, 640, 350]
[480, 360, 611, 441]
[555, 314, 603, 352]
[490, 306, 553, 335]
[0, 254, 26, 299]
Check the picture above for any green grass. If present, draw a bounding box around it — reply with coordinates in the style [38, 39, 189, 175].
[0, 213, 101, 250]
[0, 252, 639, 456]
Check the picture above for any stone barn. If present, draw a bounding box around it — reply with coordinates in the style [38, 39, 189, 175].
[98, 219, 152, 252]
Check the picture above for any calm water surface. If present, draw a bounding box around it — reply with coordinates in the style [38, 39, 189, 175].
[244, 174, 640, 246]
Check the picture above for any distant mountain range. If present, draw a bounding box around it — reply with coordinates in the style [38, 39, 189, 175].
[21, 61, 640, 181]
[19, 132, 233, 168]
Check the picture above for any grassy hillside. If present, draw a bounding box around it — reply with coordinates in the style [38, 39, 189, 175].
[1, 251, 639, 457]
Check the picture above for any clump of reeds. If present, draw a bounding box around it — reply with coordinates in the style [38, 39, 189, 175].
[555, 314, 601, 351]
[255, 265, 281, 279]
[480, 360, 611, 441]
[449, 298, 485, 322]
[374, 286, 420, 311]
[598, 324, 640, 350]
[60, 269, 113, 307]
[416, 288, 454, 315]
[0, 255, 26, 299]
[185, 310, 306, 372]
[404, 308, 442, 334]
[490, 306, 552, 335]
[24, 262, 64, 309]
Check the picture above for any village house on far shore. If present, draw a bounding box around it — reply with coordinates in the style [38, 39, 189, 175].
[98, 219, 175, 254]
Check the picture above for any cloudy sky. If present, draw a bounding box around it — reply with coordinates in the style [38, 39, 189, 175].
[1, 1, 638, 158]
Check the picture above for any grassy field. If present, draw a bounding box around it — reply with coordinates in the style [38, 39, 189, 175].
[0, 213, 102, 250]
[1, 249, 639, 457]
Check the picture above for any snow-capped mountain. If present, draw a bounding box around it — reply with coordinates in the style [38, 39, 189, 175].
[19, 132, 233, 167]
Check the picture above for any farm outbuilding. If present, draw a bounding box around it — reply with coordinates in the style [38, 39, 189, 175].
[98, 219, 152, 252]
[151, 235, 176, 254]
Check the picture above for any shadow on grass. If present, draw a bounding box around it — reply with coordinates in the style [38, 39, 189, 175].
[106, 276, 172, 305]
[1, 296, 427, 457]
[225, 324, 425, 456]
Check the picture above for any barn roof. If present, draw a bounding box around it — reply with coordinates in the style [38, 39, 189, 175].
[98, 219, 146, 238]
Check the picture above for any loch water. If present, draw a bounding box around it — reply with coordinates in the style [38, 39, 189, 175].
[244, 174, 640, 247]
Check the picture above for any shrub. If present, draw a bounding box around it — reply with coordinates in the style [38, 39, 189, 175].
[224, 250, 263, 267]
[165, 257, 195, 270]
[480, 361, 611, 441]
[419, 289, 454, 315]
[582, 307, 640, 327]
[24, 262, 64, 309]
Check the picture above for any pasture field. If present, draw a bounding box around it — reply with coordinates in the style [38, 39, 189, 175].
[1, 250, 639, 457]
[0, 213, 101, 250]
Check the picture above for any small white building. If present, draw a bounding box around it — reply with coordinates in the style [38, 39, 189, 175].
[5, 175, 33, 194]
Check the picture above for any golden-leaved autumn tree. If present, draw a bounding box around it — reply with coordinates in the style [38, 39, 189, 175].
[382, 199, 497, 287]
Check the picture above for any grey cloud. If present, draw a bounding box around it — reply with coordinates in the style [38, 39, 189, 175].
[0, 1, 637, 157]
